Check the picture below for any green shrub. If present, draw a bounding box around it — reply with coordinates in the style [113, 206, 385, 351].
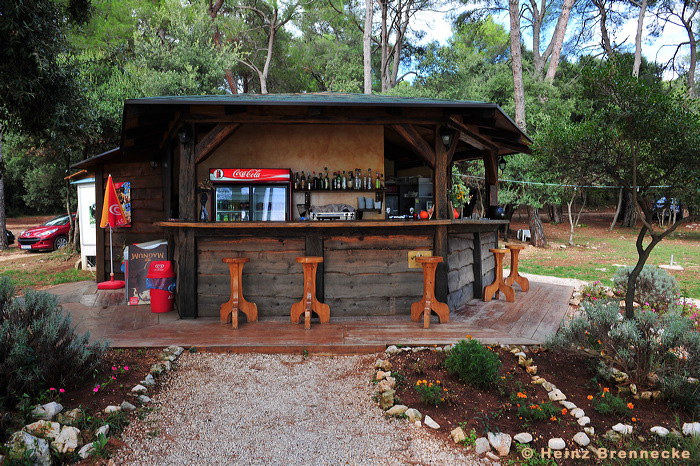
[591, 390, 634, 417]
[547, 299, 700, 406]
[613, 265, 679, 313]
[660, 374, 700, 417]
[414, 379, 447, 406]
[516, 401, 561, 423]
[444, 338, 501, 389]
[0, 277, 109, 409]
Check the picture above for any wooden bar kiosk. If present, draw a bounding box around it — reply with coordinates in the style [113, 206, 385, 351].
[73, 94, 531, 322]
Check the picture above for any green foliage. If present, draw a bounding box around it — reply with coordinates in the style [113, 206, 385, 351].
[444, 338, 501, 389]
[516, 401, 561, 423]
[92, 433, 109, 459]
[613, 265, 680, 313]
[591, 390, 634, 417]
[457, 423, 478, 446]
[660, 375, 700, 417]
[0, 278, 109, 409]
[547, 299, 700, 395]
[413, 379, 447, 406]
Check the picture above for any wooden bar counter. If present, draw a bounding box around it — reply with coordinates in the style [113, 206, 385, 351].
[158, 219, 506, 319]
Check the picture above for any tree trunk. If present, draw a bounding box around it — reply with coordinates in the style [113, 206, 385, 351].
[610, 187, 623, 230]
[259, 9, 279, 95]
[503, 204, 515, 241]
[389, 10, 409, 88]
[553, 204, 563, 223]
[380, 0, 389, 92]
[593, 0, 614, 57]
[531, 1, 545, 79]
[632, 0, 648, 77]
[73, 211, 80, 251]
[684, 18, 697, 97]
[567, 193, 575, 246]
[0, 127, 6, 249]
[66, 178, 74, 247]
[527, 205, 547, 247]
[509, 0, 527, 131]
[544, 0, 575, 82]
[363, 0, 372, 94]
[622, 190, 638, 227]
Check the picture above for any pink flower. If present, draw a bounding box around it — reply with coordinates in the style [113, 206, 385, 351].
[112, 366, 117, 371]
[112, 376, 116, 380]
[93, 385, 100, 393]
[124, 366, 129, 371]
[50, 387, 56, 391]
[59, 389, 65, 393]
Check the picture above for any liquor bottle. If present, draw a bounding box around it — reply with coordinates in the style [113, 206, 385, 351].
[367, 168, 372, 190]
[294, 172, 299, 190]
[300, 171, 305, 190]
[356, 169, 361, 190]
[324, 170, 329, 190]
[348, 170, 354, 189]
[375, 170, 381, 189]
[337, 171, 341, 190]
[342, 170, 347, 190]
[314, 171, 319, 190]
[307, 171, 311, 190]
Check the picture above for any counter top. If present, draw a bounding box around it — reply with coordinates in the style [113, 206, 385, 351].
[157, 219, 508, 229]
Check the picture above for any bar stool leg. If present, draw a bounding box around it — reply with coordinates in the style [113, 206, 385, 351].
[291, 261, 330, 329]
[504, 247, 529, 292]
[220, 261, 257, 329]
[483, 250, 515, 302]
[410, 259, 449, 329]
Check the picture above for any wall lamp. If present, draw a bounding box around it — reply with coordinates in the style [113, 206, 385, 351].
[498, 155, 507, 172]
[177, 126, 192, 144]
[439, 126, 452, 147]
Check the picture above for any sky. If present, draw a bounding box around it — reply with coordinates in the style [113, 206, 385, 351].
[412, 3, 693, 80]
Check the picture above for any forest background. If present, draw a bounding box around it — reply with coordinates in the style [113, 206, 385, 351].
[0, 0, 698, 257]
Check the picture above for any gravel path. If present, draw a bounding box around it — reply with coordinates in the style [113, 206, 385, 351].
[113, 353, 487, 465]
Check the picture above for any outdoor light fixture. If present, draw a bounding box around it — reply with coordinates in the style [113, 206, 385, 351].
[439, 126, 452, 147]
[177, 126, 191, 144]
[498, 155, 507, 172]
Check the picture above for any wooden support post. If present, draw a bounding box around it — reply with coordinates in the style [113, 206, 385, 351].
[305, 233, 324, 303]
[434, 127, 449, 220]
[434, 225, 449, 304]
[472, 231, 483, 299]
[95, 166, 106, 282]
[176, 228, 197, 318]
[179, 123, 196, 222]
[483, 150, 499, 209]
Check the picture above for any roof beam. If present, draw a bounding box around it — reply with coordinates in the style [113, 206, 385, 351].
[391, 124, 436, 168]
[195, 123, 241, 164]
[447, 116, 498, 151]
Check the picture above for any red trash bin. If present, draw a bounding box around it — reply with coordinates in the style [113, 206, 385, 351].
[147, 261, 175, 313]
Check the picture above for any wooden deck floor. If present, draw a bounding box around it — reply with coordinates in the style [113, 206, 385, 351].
[54, 280, 573, 353]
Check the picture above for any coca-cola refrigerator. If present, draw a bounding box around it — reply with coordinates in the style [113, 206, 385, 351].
[209, 168, 292, 222]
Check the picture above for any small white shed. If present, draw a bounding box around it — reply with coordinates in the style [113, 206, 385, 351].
[72, 178, 97, 270]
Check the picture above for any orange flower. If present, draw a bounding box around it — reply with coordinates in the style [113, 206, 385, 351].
[627, 402, 634, 409]
[597, 339, 602, 345]
[587, 395, 593, 400]
[428, 383, 433, 387]
[603, 387, 610, 393]
[436, 380, 441, 384]
[465, 335, 472, 340]
[443, 388, 448, 392]
[562, 408, 568, 415]
[632, 417, 637, 422]
[550, 416, 557, 421]
[516, 403, 520, 407]
[517, 392, 528, 399]
[423, 380, 427, 384]
[601, 393, 605, 398]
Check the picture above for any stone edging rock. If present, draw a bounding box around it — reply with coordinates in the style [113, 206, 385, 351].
[2, 346, 185, 465]
[375, 344, 700, 460]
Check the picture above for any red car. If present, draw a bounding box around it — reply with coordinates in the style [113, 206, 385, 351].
[18, 214, 75, 251]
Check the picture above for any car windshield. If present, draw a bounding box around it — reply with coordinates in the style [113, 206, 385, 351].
[42, 215, 70, 227]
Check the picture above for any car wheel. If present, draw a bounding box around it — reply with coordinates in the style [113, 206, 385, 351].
[53, 235, 68, 250]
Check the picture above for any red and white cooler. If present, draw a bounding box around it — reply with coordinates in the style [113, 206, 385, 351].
[209, 168, 292, 222]
[147, 261, 176, 313]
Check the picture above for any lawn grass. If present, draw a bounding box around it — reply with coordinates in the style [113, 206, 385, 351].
[518, 228, 700, 298]
[0, 267, 94, 288]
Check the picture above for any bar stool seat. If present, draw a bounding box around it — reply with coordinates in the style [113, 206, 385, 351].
[291, 257, 330, 329]
[220, 257, 257, 329]
[411, 256, 450, 329]
[483, 248, 515, 302]
[504, 244, 529, 292]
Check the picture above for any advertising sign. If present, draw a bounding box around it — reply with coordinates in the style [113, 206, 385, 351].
[209, 168, 291, 183]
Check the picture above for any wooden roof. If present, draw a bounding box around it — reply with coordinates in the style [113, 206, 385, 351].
[74, 93, 531, 169]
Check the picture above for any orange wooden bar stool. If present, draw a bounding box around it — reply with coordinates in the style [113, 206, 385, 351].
[483, 248, 515, 302]
[411, 256, 450, 329]
[504, 244, 529, 292]
[291, 257, 330, 329]
[219, 257, 257, 329]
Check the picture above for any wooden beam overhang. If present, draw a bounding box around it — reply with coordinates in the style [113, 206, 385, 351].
[158, 112, 183, 151]
[194, 123, 241, 164]
[491, 137, 530, 154]
[447, 116, 498, 152]
[391, 124, 436, 168]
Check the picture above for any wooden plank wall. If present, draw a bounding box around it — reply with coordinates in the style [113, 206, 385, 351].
[99, 163, 165, 281]
[197, 237, 305, 318]
[446, 233, 475, 310]
[323, 234, 430, 316]
[480, 231, 496, 289]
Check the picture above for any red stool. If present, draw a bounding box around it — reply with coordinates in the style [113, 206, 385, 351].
[483, 248, 515, 302]
[504, 244, 529, 292]
[291, 257, 330, 329]
[411, 256, 450, 329]
[220, 257, 257, 329]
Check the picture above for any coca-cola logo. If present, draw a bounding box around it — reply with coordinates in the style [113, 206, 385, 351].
[231, 169, 262, 179]
[213, 169, 224, 179]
